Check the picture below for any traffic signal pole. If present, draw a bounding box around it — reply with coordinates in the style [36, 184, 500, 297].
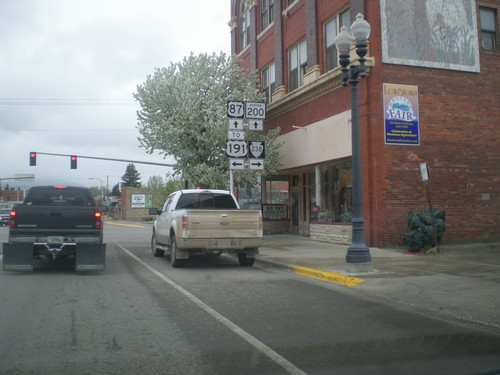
[30, 152, 175, 167]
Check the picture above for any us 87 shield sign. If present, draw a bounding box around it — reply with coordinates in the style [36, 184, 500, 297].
[226, 140, 247, 157]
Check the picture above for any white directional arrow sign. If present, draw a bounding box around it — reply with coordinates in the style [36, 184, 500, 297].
[229, 158, 245, 169]
[249, 159, 264, 170]
[228, 119, 244, 130]
[248, 119, 263, 131]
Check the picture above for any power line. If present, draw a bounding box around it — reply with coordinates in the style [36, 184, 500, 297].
[0, 128, 136, 132]
[0, 98, 135, 106]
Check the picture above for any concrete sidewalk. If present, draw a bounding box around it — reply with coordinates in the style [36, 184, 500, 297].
[257, 234, 500, 331]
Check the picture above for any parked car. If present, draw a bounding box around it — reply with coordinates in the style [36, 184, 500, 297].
[0, 208, 10, 226]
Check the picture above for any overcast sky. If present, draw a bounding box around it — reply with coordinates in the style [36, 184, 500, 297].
[0, 0, 231, 192]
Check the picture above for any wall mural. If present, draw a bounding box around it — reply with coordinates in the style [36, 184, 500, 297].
[380, 0, 480, 72]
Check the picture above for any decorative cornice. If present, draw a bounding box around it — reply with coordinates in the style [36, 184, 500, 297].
[228, 16, 237, 30]
[266, 63, 373, 121]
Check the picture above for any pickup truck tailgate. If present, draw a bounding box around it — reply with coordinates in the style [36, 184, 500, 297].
[184, 210, 262, 239]
[11, 205, 100, 236]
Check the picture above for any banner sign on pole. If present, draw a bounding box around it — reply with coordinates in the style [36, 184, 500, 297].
[383, 83, 420, 146]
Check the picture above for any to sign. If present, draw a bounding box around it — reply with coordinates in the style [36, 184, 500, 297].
[227, 101, 245, 118]
[226, 140, 248, 158]
[248, 141, 265, 159]
[228, 130, 245, 140]
[245, 101, 266, 119]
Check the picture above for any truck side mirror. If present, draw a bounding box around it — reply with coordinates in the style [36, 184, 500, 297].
[149, 208, 161, 215]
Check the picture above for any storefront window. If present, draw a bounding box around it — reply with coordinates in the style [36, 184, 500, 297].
[262, 176, 289, 222]
[263, 176, 289, 204]
[236, 178, 262, 209]
[310, 159, 352, 223]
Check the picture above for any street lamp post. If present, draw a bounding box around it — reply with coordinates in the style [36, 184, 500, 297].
[334, 13, 372, 268]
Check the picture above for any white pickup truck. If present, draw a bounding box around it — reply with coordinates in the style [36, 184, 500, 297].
[149, 189, 263, 267]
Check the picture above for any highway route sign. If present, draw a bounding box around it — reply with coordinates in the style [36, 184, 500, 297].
[245, 101, 266, 119]
[227, 100, 245, 118]
[248, 141, 265, 159]
[226, 140, 248, 158]
[229, 158, 245, 169]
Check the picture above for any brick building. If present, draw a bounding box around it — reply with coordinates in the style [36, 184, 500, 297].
[229, 0, 499, 246]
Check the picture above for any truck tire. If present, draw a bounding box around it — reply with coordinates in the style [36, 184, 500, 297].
[238, 253, 255, 267]
[170, 235, 186, 268]
[151, 232, 164, 257]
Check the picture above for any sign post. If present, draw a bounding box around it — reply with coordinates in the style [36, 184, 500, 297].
[226, 100, 267, 190]
[420, 163, 439, 254]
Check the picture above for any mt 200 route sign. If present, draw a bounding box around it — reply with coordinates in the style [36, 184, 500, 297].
[245, 101, 266, 119]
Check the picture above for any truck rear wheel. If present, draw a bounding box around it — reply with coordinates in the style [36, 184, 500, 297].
[238, 253, 255, 267]
[170, 235, 186, 268]
[151, 232, 164, 257]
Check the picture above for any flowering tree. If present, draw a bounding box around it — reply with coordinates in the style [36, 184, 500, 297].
[134, 52, 281, 189]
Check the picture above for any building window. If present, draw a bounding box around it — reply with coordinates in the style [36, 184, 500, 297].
[261, 0, 274, 31]
[263, 176, 289, 204]
[285, 0, 295, 7]
[324, 9, 350, 72]
[288, 39, 307, 91]
[239, 1, 250, 51]
[261, 62, 275, 103]
[310, 159, 352, 223]
[480, 7, 497, 51]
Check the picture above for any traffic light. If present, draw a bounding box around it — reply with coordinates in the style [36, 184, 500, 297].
[70, 155, 77, 169]
[29, 152, 37, 166]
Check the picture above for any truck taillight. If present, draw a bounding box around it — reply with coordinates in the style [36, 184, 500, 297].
[9, 209, 16, 229]
[181, 214, 189, 230]
[94, 211, 103, 229]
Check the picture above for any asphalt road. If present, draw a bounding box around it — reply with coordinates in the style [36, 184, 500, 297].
[1, 222, 500, 375]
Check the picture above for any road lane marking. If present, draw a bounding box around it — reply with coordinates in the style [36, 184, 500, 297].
[290, 266, 364, 287]
[117, 243, 307, 375]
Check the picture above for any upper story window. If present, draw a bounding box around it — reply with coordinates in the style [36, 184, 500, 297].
[480, 7, 497, 51]
[288, 39, 307, 92]
[240, 1, 250, 50]
[285, 0, 296, 7]
[262, 62, 276, 104]
[261, 0, 274, 31]
[324, 9, 350, 72]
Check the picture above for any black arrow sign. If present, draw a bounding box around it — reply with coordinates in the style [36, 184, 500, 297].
[251, 161, 262, 167]
[231, 160, 244, 167]
[232, 120, 240, 128]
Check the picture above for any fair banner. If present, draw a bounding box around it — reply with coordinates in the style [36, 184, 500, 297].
[383, 83, 420, 146]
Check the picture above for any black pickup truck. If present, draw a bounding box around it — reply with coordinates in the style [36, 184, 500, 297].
[2, 185, 107, 271]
